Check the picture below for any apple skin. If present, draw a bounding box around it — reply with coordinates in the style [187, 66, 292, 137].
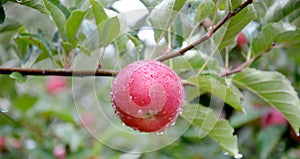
[237, 32, 247, 49]
[111, 60, 184, 132]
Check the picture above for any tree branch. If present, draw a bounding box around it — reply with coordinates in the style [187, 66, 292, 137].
[155, 0, 253, 62]
[220, 44, 276, 77]
[0, 67, 118, 77]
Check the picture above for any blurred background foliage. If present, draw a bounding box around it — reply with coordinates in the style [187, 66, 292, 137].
[0, 0, 300, 159]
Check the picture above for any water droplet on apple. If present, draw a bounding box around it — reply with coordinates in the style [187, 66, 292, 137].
[171, 121, 176, 126]
[223, 152, 229, 156]
[177, 108, 183, 115]
[148, 109, 156, 115]
[156, 131, 165, 136]
[137, 109, 143, 115]
[297, 133, 300, 137]
[122, 123, 126, 126]
[234, 153, 243, 159]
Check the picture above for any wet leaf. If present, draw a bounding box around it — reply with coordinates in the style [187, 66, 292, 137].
[149, 0, 186, 42]
[187, 75, 243, 111]
[9, 72, 26, 83]
[43, 0, 67, 40]
[90, 0, 108, 26]
[65, 9, 87, 41]
[182, 104, 239, 156]
[213, 4, 256, 50]
[233, 68, 300, 134]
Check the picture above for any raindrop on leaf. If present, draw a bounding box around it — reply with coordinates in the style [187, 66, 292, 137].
[234, 153, 243, 159]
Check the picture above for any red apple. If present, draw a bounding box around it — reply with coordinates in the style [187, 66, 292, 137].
[46, 76, 67, 94]
[111, 60, 184, 132]
[261, 108, 287, 128]
[237, 32, 247, 49]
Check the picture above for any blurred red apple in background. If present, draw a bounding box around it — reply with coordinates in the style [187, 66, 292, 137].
[46, 76, 67, 94]
[261, 108, 287, 128]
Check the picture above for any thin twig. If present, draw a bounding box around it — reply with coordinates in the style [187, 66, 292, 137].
[155, 0, 253, 62]
[220, 44, 275, 77]
[0, 67, 118, 77]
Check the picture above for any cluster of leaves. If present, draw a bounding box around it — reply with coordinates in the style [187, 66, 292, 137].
[0, 0, 300, 158]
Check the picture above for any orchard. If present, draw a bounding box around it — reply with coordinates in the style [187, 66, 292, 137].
[0, 0, 300, 159]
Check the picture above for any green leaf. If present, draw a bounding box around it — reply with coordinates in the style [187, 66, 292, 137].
[231, 0, 244, 11]
[212, 4, 256, 50]
[0, 20, 22, 33]
[15, 0, 49, 14]
[265, 0, 300, 23]
[187, 75, 243, 111]
[65, 10, 87, 41]
[0, 112, 18, 126]
[15, 32, 53, 61]
[43, 0, 67, 40]
[127, 32, 145, 53]
[233, 68, 300, 134]
[171, 50, 221, 75]
[97, 16, 120, 47]
[47, 0, 70, 18]
[114, 34, 128, 57]
[90, 0, 108, 26]
[14, 94, 38, 112]
[39, 110, 75, 124]
[194, 0, 215, 24]
[274, 29, 300, 46]
[257, 126, 287, 159]
[0, 2, 4, 24]
[140, 0, 163, 10]
[181, 104, 239, 156]
[252, 23, 298, 55]
[9, 72, 26, 83]
[149, 0, 186, 42]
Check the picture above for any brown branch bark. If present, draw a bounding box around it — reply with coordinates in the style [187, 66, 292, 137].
[156, 0, 253, 62]
[220, 44, 275, 77]
[0, 67, 118, 77]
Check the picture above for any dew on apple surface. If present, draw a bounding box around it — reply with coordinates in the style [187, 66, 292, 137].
[171, 121, 176, 126]
[156, 131, 165, 136]
[111, 60, 184, 132]
[137, 109, 143, 116]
